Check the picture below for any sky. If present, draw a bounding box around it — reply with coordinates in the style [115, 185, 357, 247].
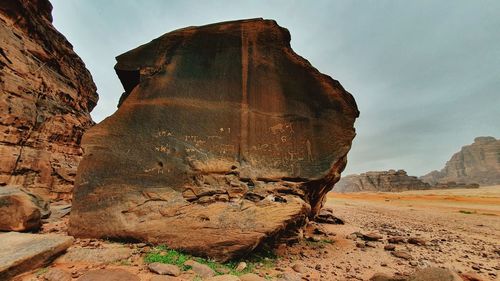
[51, 0, 500, 176]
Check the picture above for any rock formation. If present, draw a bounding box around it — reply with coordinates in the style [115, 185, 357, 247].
[0, 0, 98, 199]
[69, 19, 359, 261]
[334, 170, 430, 193]
[0, 186, 50, 231]
[421, 136, 500, 186]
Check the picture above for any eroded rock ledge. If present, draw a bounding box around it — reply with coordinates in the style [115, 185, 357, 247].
[0, 0, 98, 199]
[69, 18, 358, 261]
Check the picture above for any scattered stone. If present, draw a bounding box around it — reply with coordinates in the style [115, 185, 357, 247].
[184, 260, 215, 278]
[407, 267, 462, 281]
[148, 263, 181, 276]
[356, 242, 365, 248]
[0, 186, 51, 231]
[44, 268, 72, 281]
[369, 273, 405, 281]
[366, 242, 377, 248]
[384, 245, 396, 251]
[0, 232, 73, 280]
[459, 271, 484, 281]
[55, 247, 133, 265]
[240, 273, 267, 281]
[292, 263, 306, 273]
[235, 261, 247, 272]
[408, 237, 426, 246]
[149, 276, 187, 281]
[76, 269, 139, 281]
[362, 233, 383, 241]
[278, 272, 302, 281]
[205, 275, 240, 281]
[388, 237, 406, 244]
[391, 251, 412, 260]
[315, 208, 345, 224]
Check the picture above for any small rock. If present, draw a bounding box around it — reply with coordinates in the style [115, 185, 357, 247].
[409, 261, 418, 266]
[471, 264, 481, 271]
[278, 272, 302, 281]
[356, 242, 365, 248]
[44, 268, 71, 281]
[315, 264, 322, 270]
[407, 267, 462, 281]
[184, 260, 215, 278]
[388, 237, 406, 244]
[240, 273, 267, 281]
[366, 242, 377, 248]
[76, 269, 139, 281]
[408, 237, 426, 246]
[292, 263, 306, 273]
[362, 233, 383, 241]
[384, 245, 396, 251]
[369, 273, 406, 281]
[391, 251, 412, 260]
[204, 275, 240, 281]
[235, 261, 247, 272]
[148, 263, 181, 276]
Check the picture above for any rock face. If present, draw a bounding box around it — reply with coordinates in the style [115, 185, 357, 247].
[69, 19, 358, 261]
[0, 0, 98, 199]
[334, 170, 430, 193]
[421, 136, 500, 186]
[0, 186, 50, 231]
[0, 232, 73, 280]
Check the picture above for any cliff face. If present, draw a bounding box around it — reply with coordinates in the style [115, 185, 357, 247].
[69, 19, 358, 261]
[334, 170, 430, 193]
[421, 137, 500, 186]
[0, 0, 98, 199]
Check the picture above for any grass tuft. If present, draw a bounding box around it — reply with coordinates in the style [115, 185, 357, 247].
[144, 245, 277, 276]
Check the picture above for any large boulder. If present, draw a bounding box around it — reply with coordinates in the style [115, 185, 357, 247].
[421, 136, 500, 186]
[0, 0, 98, 199]
[0, 186, 50, 231]
[69, 18, 358, 261]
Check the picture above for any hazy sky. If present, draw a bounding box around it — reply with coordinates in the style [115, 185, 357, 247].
[51, 0, 500, 176]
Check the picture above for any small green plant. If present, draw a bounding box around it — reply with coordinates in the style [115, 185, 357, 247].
[35, 267, 48, 276]
[144, 245, 277, 276]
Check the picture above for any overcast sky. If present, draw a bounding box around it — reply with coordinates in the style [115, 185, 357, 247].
[51, 0, 500, 176]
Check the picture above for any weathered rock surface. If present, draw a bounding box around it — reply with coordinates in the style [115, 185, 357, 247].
[0, 232, 73, 280]
[76, 269, 139, 281]
[0, 185, 50, 231]
[69, 18, 358, 261]
[421, 136, 500, 186]
[0, 0, 98, 199]
[333, 170, 430, 193]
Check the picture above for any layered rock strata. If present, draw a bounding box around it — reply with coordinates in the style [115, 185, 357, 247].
[334, 170, 430, 193]
[421, 137, 500, 186]
[0, 0, 98, 199]
[69, 19, 358, 261]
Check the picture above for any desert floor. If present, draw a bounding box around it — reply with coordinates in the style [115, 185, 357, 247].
[15, 186, 500, 281]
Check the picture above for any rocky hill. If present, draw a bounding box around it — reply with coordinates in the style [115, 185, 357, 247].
[333, 170, 430, 193]
[0, 0, 98, 199]
[421, 136, 500, 186]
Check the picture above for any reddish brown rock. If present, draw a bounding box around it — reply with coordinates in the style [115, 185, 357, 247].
[0, 0, 98, 199]
[334, 169, 430, 192]
[0, 185, 50, 231]
[69, 19, 358, 261]
[421, 136, 500, 186]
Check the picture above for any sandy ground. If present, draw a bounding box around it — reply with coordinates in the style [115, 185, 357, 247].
[14, 186, 500, 281]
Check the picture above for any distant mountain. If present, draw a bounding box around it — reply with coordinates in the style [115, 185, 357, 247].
[420, 136, 500, 186]
[333, 169, 430, 193]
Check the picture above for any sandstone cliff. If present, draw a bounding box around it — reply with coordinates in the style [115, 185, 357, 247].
[334, 170, 430, 193]
[0, 0, 98, 199]
[69, 19, 359, 261]
[421, 137, 500, 186]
